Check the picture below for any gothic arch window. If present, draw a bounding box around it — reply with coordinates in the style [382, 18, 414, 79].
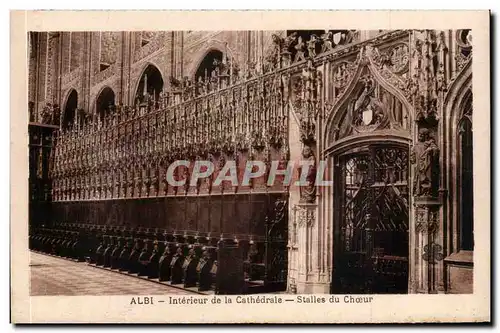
[62, 89, 78, 130]
[134, 64, 164, 104]
[195, 49, 223, 82]
[96, 87, 115, 120]
[457, 90, 473, 251]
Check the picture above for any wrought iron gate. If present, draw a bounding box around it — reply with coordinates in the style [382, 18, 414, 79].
[333, 144, 409, 294]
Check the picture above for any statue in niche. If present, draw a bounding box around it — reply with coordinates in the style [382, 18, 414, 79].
[410, 128, 439, 198]
[299, 145, 317, 203]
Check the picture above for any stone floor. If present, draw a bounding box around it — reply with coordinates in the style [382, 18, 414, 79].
[29, 252, 192, 296]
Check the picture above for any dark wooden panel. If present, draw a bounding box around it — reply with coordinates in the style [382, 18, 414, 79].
[146, 199, 156, 228]
[221, 196, 236, 235]
[155, 198, 165, 229]
[250, 194, 268, 237]
[51, 192, 286, 240]
[185, 197, 198, 232]
[173, 197, 186, 232]
[216, 245, 245, 295]
[197, 197, 210, 234]
[107, 202, 120, 226]
[210, 196, 222, 235]
[234, 194, 251, 235]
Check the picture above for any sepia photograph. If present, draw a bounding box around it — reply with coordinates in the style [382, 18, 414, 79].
[11, 10, 490, 323]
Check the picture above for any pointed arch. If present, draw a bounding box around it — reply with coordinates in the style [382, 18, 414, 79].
[133, 62, 164, 104]
[186, 39, 234, 79]
[62, 89, 78, 130]
[192, 48, 224, 82]
[95, 86, 116, 120]
[444, 59, 472, 124]
[323, 53, 413, 154]
[442, 59, 473, 259]
[456, 89, 473, 252]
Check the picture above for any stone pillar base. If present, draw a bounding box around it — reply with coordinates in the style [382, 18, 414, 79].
[296, 281, 330, 294]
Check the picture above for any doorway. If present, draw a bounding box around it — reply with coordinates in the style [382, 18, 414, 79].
[332, 143, 410, 294]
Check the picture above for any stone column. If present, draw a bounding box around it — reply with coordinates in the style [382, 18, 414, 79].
[409, 30, 445, 294]
[286, 103, 301, 293]
[295, 203, 315, 292]
[412, 201, 441, 293]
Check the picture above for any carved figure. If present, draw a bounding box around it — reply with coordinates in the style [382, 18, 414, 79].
[321, 31, 333, 52]
[294, 36, 306, 62]
[272, 32, 297, 54]
[299, 145, 317, 203]
[410, 128, 439, 197]
[307, 35, 318, 58]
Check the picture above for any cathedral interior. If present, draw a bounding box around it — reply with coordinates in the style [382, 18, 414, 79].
[28, 29, 474, 295]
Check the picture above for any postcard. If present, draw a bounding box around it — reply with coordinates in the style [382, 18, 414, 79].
[11, 10, 490, 323]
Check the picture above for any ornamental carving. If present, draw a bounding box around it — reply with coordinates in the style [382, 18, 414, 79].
[271, 30, 359, 68]
[292, 59, 322, 145]
[332, 60, 410, 142]
[455, 29, 472, 74]
[350, 74, 390, 132]
[298, 146, 317, 204]
[332, 60, 357, 99]
[408, 30, 448, 121]
[415, 205, 439, 234]
[51, 58, 289, 201]
[388, 43, 409, 74]
[365, 44, 412, 103]
[297, 205, 316, 228]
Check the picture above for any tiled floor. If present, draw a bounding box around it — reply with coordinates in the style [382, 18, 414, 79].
[29, 252, 191, 296]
